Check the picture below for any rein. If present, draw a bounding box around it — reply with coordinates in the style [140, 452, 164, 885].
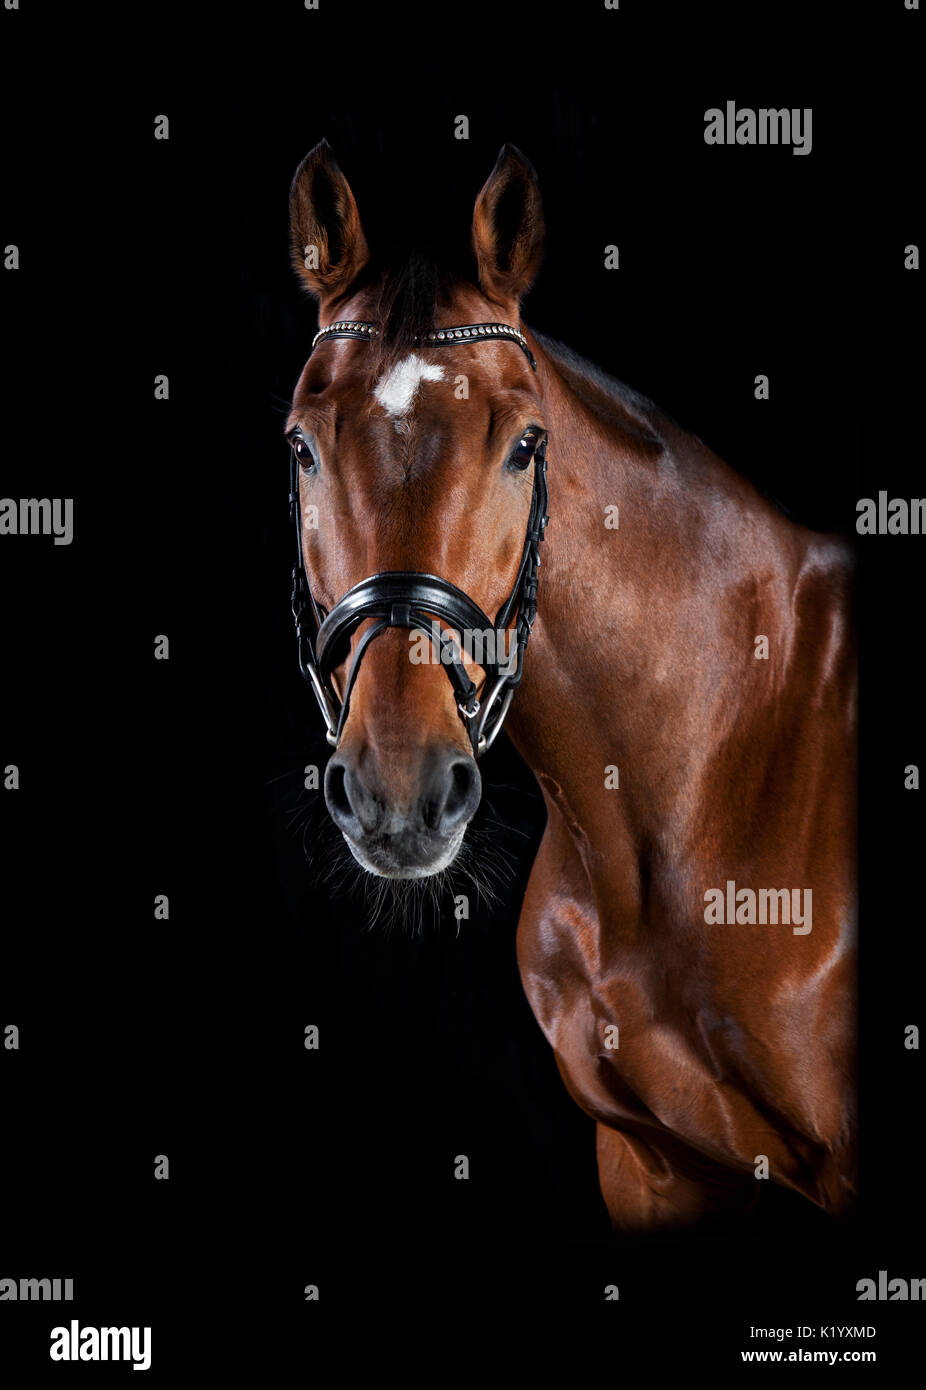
[289, 320, 549, 757]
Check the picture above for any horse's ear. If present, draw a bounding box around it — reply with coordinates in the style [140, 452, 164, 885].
[289, 140, 370, 305]
[472, 144, 544, 307]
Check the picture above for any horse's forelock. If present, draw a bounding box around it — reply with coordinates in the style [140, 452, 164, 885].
[367, 255, 454, 378]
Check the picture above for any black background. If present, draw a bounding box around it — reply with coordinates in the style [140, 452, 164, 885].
[1, 0, 923, 1376]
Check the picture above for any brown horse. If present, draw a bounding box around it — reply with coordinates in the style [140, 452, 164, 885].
[285, 141, 857, 1229]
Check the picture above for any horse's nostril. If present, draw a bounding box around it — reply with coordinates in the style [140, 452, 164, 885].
[324, 760, 353, 822]
[439, 756, 482, 832]
[419, 753, 481, 833]
[324, 756, 380, 836]
[449, 758, 477, 807]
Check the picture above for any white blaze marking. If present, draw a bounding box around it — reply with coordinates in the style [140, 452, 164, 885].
[373, 354, 445, 417]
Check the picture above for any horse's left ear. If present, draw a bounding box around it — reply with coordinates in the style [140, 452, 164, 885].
[289, 140, 370, 306]
[472, 144, 544, 307]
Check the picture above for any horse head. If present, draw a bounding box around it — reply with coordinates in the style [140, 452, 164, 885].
[287, 141, 547, 878]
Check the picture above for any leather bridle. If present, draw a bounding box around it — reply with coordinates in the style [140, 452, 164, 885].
[289, 319, 549, 757]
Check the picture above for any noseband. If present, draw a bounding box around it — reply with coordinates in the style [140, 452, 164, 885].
[289, 319, 549, 757]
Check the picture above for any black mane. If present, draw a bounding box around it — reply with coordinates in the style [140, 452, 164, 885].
[532, 328, 670, 444]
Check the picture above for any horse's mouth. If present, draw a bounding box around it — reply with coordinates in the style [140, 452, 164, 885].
[341, 825, 467, 879]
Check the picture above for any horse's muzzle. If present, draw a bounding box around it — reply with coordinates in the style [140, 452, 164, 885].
[324, 743, 481, 877]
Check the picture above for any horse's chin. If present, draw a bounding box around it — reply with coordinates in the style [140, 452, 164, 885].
[342, 826, 467, 879]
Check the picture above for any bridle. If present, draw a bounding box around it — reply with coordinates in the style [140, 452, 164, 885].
[289, 319, 549, 757]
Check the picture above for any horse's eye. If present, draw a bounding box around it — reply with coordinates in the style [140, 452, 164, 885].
[292, 436, 317, 472]
[508, 431, 538, 471]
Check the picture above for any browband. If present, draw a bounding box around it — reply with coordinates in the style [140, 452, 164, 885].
[310, 319, 537, 371]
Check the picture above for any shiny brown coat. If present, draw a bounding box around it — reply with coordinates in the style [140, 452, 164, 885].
[286, 141, 857, 1230]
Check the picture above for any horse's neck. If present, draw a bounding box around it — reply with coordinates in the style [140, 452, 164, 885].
[507, 339, 824, 845]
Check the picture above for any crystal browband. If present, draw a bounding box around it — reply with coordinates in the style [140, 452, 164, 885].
[310, 320, 537, 371]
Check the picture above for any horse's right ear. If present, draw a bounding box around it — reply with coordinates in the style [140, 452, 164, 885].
[472, 144, 544, 307]
[289, 141, 369, 305]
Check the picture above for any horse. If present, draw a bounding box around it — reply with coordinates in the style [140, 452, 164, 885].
[284, 140, 857, 1230]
